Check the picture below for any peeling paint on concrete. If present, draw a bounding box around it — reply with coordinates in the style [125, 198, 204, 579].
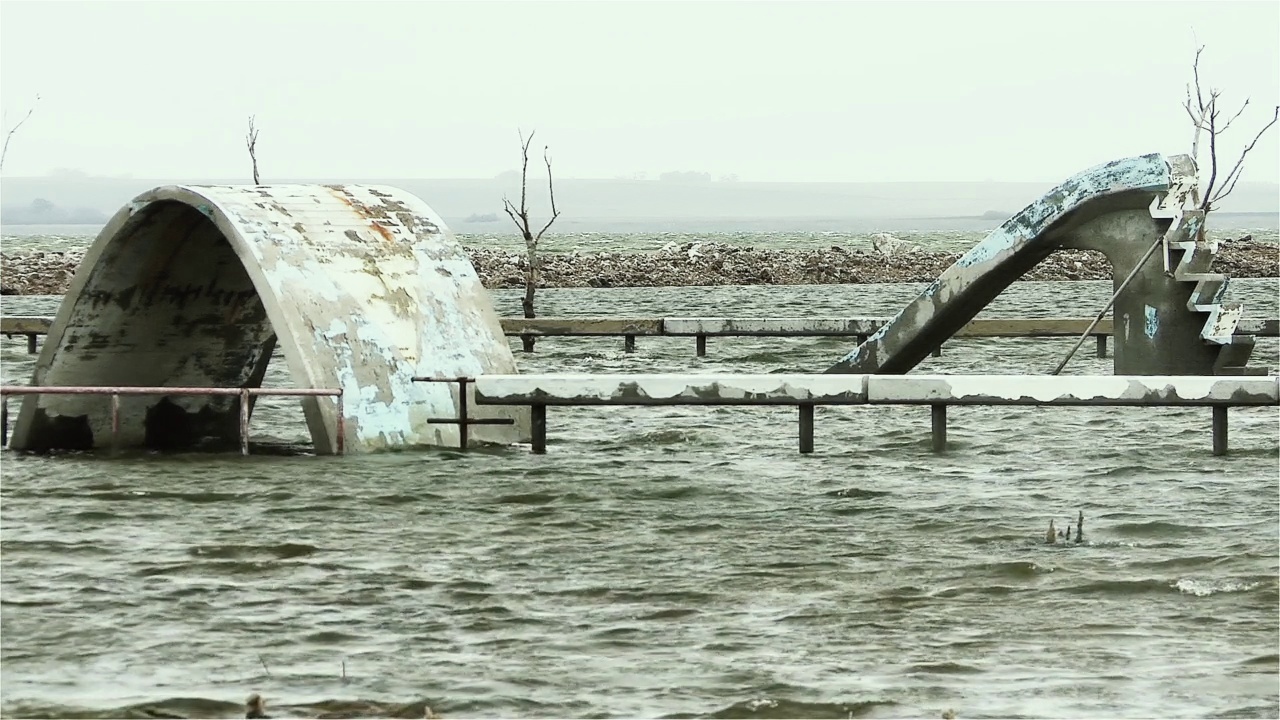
[825, 153, 1263, 377]
[9, 184, 529, 454]
[1144, 305, 1159, 339]
[474, 373, 1278, 407]
[865, 375, 1278, 406]
[475, 374, 870, 405]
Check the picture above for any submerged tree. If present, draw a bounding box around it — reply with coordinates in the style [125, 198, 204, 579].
[246, 115, 261, 184]
[0, 94, 40, 174]
[502, 129, 561, 352]
[1182, 43, 1278, 216]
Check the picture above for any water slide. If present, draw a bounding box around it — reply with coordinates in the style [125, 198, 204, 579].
[825, 153, 1263, 376]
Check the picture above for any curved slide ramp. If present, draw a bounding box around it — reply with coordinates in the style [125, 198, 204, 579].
[9, 185, 529, 454]
[826, 153, 1261, 376]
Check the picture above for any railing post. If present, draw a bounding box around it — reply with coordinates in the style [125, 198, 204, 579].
[530, 404, 547, 454]
[26, 334, 37, 354]
[1212, 405, 1228, 456]
[457, 377, 471, 450]
[624, 335, 636, 353]
[239, 388, 251, 456]
[931, 404, 947, 452]
[1, 396, 8, 448]
[931, 344, 943, 358]
[798, 404, 815, 454]
[1096, 334, 1108, 359]
[110, 393, 121, 456]
[695, 335, 707, 358]
[335, 391, 345, 456]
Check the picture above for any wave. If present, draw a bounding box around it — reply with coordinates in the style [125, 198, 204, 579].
[694, 697, 899, 719]
[186, 543, 322, 560]
[1065, 577, 1267, 597]
[1, 696, 443, 720]
[1108, 520, 1207, 538]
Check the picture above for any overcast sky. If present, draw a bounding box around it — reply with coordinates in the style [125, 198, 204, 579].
[1, 0, 1277, 184]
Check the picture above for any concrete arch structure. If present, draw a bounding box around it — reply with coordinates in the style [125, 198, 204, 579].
[9, 185, 529, 454]
[826, 153, 1261, 376]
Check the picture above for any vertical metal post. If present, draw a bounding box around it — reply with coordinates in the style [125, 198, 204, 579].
[798, 404, 815, 454]
[335, 391, 345, 456]
[1212, 405, 1228, 456]
[931, 404, 947, 452]
[856, 334, 867, 345]
[1095, 334, 1107, 359]
[931, 344, 943, 358]
[624, 335, 636, 353]
[26, 334, 37, 354]
[110, 393, 121, 455]
[531, 404, 547, 454]
[695, 335, 707, 357]
[239, 388, 251, 456]
[1, 396, 8, 447]
[457, 377, 471, 450]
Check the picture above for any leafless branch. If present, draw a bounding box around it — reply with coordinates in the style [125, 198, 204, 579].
[534, 147, 561, 242]
[500, 129, 562, 350]
[1218, 97, 1250, 134]
[0, 94, 40, 174]
[1212, 105, 1280, 206]
[246, 115, 261, 185]
[1182, 42, 1280, 215]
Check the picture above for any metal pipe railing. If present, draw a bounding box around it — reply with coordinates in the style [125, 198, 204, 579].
[0, 386, 344, 455]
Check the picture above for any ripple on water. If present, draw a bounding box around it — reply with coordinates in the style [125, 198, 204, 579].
[1, 275, 1277, 719]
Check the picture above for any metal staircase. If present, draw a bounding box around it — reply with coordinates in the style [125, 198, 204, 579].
[1150, 157, 1267, 375]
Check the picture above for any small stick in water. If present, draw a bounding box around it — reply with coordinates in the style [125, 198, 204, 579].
[1075, 510, 1084, 544]
[246, 693, 271, 719]
[257, 654, 271, 677]
[341, 660, 347, 680]
[1045, 519, 1057, 545]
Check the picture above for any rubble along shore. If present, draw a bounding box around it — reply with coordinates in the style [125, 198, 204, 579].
[1, 240, 1276, 296]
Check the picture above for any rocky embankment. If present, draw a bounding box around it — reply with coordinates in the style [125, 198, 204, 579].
[1, 239, 1276, 295]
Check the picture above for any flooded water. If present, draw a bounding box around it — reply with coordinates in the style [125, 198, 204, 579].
[2, 277, 1278, 719]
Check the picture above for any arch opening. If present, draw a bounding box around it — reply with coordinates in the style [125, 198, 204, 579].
[10, 184, 529, 455]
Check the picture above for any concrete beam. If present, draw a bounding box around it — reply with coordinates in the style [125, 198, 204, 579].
[474, 373, 870, 406]
[865, 374, 1279, 406]
[662, 317, 886, 336]
[500, 317, 663, 336]
[474, 373, 1277, 407]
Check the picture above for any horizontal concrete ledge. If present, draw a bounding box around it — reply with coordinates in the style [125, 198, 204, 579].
[501, 317, 665, 336]
[6, 315, 1276, 339]
[866, 375, 1280, 406]
[475, 374, 870, 405]
[663, 317, 886, 336]
[474, 374, 1279, 407]
[0, 316, 55, 334]
[665, 317, 1280, 337]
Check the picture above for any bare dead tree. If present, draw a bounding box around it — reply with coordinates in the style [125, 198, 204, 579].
[1183, 44, 1279, 218]
[246, 115, 261, 184]
[0, 94, 40, 174]
[502, 129, 561, 352]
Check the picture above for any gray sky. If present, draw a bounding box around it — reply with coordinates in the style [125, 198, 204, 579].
[1, 0, 1277, 183]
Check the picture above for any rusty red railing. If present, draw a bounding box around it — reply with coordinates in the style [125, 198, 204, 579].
[0, 386, 344, 456]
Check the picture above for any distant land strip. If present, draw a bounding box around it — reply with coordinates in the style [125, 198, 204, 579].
[1, 241, 1276, 295]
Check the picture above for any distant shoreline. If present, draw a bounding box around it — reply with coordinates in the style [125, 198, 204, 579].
[3, 210, 1278, 237]
[3, 241, 1276, 296]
